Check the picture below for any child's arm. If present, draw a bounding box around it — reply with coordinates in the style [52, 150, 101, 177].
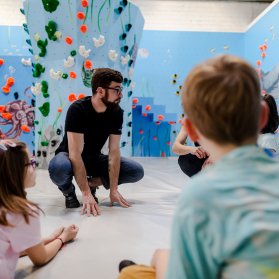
[25, 224, 78, 266]
[172, 127, 208, 158]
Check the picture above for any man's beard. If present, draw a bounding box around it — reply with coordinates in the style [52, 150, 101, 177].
[101, 94, 121, 111]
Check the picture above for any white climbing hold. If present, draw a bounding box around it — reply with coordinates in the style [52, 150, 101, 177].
[49, 68, 63, 80]
[120, 54, 130, 65]
[31, 83, 42, 96]
[108, 50, 118, 62]
[34, 33, 40, 42]
[64, 56, 75, 68]
[54, 31, 62, 40]
[79, 45, 91, 58]
[21, 58, 32, 66]
[93, 35, 105, 48]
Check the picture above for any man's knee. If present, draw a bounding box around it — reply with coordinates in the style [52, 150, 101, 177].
[128, 161, 144, 182]
[48, 153, 73, 185]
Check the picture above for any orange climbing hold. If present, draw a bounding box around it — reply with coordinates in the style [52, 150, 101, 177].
[157, 114, 164, 121]
[78, 93, 86, 99]
[68, 93, 77, 102]
[21, 125, 30, 133]
[0, 105, 5, 112]
[57, 107, 63, 112]
[0, 58, 4, 66]
[2, 112, 12, 120]
[81, 0, 89, 7]
[84, 60, 93, 69]
[70, 71, 77, 79]
[77, 12, 85, 20]
[7, 77, 14, 87]
[65, 37, 73, 45]
[2, 86, 10, 94]
[80, 24, 88, 33]
[145, 105, 151, 111]
[132, 98, 138, 104]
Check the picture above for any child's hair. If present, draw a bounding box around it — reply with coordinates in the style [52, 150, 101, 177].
[261, 94, 279, 134]
[182, 55, 261, 145]
[0, 140, 39, 227]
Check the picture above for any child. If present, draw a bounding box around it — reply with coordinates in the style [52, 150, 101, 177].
[172, 125, 210, 177]
[0, 140, 79, 279]
[119, 55, 279, 279]
[258, 93, 279, 155]
[166, 55, 279, 278]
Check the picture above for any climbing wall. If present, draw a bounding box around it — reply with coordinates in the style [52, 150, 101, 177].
[0, 26, 35, 153]
[22, 0, 144, 167]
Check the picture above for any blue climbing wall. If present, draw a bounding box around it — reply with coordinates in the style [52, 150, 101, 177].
[22, 0, 144, 167]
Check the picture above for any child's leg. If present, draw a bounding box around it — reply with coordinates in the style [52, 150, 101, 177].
[178, 154, 206, 177]
[118, 265, 156, 279]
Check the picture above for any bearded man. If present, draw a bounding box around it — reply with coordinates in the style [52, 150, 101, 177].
[49, 68, 144, 216]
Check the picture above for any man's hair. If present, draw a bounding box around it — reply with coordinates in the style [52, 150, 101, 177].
[182, 55, 261, 145]
[91, 68, 123, 95]
[261, 94, 279, 134]
[0, 140, 40, 227]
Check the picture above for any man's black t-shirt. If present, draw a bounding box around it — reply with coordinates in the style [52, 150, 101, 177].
[56, 96, 123, 159]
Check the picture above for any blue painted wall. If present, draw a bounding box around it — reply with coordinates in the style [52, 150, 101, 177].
[132, 31, 244, 156]
[245, 2, 279, 101]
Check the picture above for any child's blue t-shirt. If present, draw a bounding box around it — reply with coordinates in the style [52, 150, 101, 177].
[166, 145, 279, 279]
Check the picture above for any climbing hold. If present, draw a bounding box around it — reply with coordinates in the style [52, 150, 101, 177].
[42, 0, 60, 13]
[65, 37, 73, 45]
[80, 24, 88, 33]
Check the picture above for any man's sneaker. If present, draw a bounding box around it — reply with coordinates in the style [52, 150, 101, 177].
[90, 187, 99, 204]
[64, 192, 80, 208]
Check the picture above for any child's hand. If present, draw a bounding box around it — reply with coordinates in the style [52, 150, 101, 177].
[59, 224, 79, 243]
[192, 146, 208, 159]
[44, 226, 64, 244]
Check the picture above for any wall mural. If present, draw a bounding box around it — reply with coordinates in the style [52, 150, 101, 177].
[22, 0, 144, 167]
[0, 54, 35, 154]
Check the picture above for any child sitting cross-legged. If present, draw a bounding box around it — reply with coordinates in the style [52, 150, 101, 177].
[0, 140, 79, 279]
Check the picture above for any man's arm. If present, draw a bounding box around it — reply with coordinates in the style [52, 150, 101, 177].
[67, 132, 100, 216]
[108, 134, 130, 208]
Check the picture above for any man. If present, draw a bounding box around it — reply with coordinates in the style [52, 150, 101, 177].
[49, 68, 144, 217]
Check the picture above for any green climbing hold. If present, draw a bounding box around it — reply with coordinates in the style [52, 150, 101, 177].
[34, 120, 39, 125]
[37, 38, 48, 57]
[41, 80, 49, 98]
[33, 63, 45, 78]
[26, 39, 32, 46]
[41, 141, 49, 147]
[70, 50, 77, 56]
[20, 8, 25, 15]
[38, 131, 42, 135]
[42, 0, 60, 13]
[62, 73, 68, 79]
[39, 102, 50, 117]
[45, 21, 58, 41]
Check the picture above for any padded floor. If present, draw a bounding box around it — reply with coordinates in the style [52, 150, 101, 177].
[16, 157, 188, 279]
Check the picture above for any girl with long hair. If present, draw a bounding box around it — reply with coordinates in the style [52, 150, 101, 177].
[0, 140, 79, 279]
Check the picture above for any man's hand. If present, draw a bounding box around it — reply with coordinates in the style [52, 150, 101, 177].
[110, 189, 130, 208]
[191, 146, 208, 159]
[81, 191, 101, 217]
